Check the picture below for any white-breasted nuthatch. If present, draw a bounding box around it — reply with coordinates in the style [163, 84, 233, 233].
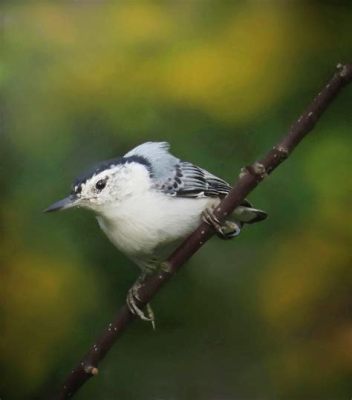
[45, 142, 267, 325]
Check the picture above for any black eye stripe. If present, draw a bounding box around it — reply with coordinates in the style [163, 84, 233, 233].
[72, 154, 152, 189]
[71, 184, 82, 195]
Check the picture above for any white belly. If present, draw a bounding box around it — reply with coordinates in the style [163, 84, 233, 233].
[96, 192, 218, 258]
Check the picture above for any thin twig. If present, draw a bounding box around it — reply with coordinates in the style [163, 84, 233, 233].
[52, 63, 352, 399]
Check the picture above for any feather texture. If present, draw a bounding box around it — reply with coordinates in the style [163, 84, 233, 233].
[124, 141, 232, 198]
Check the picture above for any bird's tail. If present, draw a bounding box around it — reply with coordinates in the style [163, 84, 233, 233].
[233, 204, 268, 225]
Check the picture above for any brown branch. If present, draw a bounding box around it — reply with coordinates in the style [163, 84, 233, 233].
[52, 63, 352, 399]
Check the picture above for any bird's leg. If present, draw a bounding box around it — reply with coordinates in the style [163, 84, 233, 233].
[202, 206, 241, 240]
[126, 260, 160, 329]
[202, 206, 223, 233]
[126, 274, 156, 329]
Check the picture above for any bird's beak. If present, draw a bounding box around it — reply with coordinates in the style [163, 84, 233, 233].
[44, 195, 79, 213]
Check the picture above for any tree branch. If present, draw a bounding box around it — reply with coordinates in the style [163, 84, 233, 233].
[52, 63, 352, 399]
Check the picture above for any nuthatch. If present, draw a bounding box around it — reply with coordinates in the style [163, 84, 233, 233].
[46, 142, 267, 325]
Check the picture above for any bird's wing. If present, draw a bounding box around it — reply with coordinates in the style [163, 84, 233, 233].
[155, 161, 232, 198]
[125, 141, 232, 198]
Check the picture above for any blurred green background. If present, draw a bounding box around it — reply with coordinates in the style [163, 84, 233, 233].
[1, 2, 352, 399]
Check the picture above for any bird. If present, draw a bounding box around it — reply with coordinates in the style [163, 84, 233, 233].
[45, 142, 267, 326]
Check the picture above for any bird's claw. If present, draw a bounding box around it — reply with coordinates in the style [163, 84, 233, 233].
[202, 207, 241, 239]
[126, 282, 156, 330]
[202, 207, 224, 235]
[218, 220, 241, 239]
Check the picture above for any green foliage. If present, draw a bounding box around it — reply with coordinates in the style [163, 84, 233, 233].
[1, 2, 351, 399]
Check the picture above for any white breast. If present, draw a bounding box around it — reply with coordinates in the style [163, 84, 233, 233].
[96, 191, 218, 258]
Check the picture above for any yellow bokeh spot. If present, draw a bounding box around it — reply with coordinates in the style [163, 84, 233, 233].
[161, 4, 310, 121]
[0, 252, 100, 395]
[258, 230, 350, 333]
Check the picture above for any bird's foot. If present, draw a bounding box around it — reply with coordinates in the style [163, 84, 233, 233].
[202, 206, 223, 233]
[217, 220, 241, 239]
[126, 279, 156, 330]
[202, 207, 241, 240]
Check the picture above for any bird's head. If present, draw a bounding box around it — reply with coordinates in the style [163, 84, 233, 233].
[44, 155, 153, 214]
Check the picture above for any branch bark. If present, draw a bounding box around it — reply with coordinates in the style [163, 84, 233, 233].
[53, 63, 352, 399]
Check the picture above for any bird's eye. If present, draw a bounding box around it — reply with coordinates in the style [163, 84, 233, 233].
[95, 179, 107, 191]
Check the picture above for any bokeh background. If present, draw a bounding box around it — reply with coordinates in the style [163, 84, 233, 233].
[1, 2, 352, 399]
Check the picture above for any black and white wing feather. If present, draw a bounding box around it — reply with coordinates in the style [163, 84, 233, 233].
[157, 161, 232, 198]
[126, 141, 231, 198]
[125, 141, 267, 222]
